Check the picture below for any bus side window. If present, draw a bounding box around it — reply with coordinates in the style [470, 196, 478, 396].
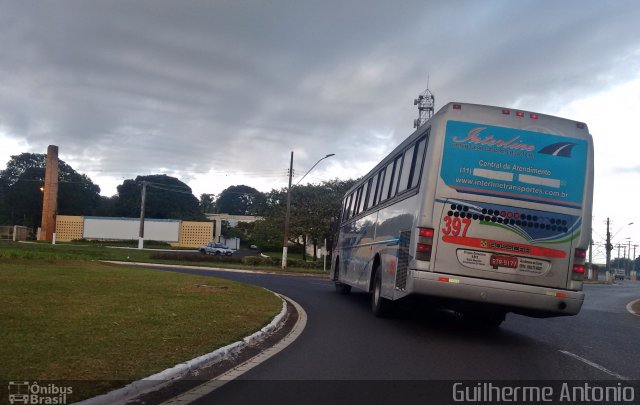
[390, 155, 403, 198]
[408, 136, 427, 189]
[397, 145, 415, 193]
[370, 170, 383, 207]
[379, 162, 394, 203]
[366, 174, 378, 210]
[344, 193, 354, 221]
[359, 179, 370, 213]
[353, 186, 363, 216]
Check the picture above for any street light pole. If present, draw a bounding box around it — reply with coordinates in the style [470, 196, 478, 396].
[281, 152, 335, 270]
[296, 153, 335, 185]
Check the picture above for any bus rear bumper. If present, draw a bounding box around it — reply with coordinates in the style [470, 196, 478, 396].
[411, 270, 584, 316]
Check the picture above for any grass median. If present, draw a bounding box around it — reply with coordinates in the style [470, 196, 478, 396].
[0, 259, 282, 401]
[0, 241, 327, 274]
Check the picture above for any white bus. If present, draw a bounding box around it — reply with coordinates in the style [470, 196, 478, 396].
[331, 102, 593, 326]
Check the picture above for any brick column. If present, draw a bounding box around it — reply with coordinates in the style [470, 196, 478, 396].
[40, 145, 59, 241]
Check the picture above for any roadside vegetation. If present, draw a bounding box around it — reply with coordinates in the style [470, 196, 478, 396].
[0, 241, 327, 274]
[0, 258, 282, 401]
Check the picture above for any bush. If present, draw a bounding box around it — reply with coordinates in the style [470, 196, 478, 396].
[72, 239, 171, 247]
[286, 258, 323, 269]
[242, 256, 272, 266]
[149, 251, 243, 263]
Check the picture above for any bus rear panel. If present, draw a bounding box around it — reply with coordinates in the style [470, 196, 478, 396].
[333, 102, 593, 321]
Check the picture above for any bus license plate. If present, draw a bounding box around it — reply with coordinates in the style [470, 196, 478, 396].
[490, 255, 518, 269]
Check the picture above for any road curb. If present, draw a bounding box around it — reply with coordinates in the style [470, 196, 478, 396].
[162, 294, 308, 404]
[626, 298, 640, 316]
[75, 291, 290, 405]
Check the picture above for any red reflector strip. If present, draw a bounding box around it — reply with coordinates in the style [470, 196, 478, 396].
[437, 277, 460, 284]
[419, 228, 434, 237]
[556, 292, 567, 299]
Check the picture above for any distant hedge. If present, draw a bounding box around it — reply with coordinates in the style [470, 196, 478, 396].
[148, 251, 323, 269]
[149, 251, 243, 263]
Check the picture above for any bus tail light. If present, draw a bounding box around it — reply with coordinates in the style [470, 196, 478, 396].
[572, 248, 586, 280]
[417, 227, 434, 261]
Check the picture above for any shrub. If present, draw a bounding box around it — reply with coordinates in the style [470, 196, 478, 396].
[242, 256, 279, 266]
[149, 251, 243, 263]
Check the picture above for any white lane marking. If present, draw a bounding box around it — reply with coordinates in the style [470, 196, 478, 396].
[626, 299, 640, 316]
[559, 350, 628, 381]
[161, 295, 308, 404]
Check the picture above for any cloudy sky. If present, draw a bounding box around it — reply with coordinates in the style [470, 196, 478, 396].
[1, 0, 639, 261]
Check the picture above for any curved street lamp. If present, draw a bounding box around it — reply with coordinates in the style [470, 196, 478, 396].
[282, 152, 335, 270]
[296, 154, 335, 185]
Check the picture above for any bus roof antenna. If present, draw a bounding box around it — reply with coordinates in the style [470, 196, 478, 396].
[413, 84, 435, 129]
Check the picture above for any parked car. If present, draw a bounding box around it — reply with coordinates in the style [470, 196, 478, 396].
[199, 242, 234, 256]
[614, 268, 625, 281]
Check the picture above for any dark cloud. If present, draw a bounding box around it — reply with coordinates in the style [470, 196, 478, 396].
[1, 0, 639, 195]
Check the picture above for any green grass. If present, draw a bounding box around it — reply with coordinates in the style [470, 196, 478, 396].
[0, 259, 282, 401]
[0, 242, 327, 274]
[0, 241, 155, 261]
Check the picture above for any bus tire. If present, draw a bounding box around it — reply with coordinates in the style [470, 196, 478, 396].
[371, 268, 394, 317]
[335, 282, 352, 294]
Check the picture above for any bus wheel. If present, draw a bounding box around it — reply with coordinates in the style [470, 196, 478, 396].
[335, 282, 352, 294]
[371, 269, 393, 317]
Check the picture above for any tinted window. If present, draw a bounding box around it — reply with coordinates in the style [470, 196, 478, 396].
[353, 186, 363, 215]
[359, 180, 370, 213]
[367, 173, 379, 209]
[344, 193, 354, 221]
[409, 137, 427, 189]
[379, 162, 395, 203]
[390, 155, 403, 198]
[397, 145, 415, 193]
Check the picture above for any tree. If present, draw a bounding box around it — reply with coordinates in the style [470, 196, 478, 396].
[199, 193, 215, 214]
[216, 185, 266, 215]
[114, 174, 204, 220]
[0, 153, 101, 229]
[258, 178, 357, 258]
[290, 179, 357, 260]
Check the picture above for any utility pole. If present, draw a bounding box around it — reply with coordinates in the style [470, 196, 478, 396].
[282, 152, 294, 270]
[588, 235, 594, 280]
[138, 181, 148, 249]
[605, 218, 612, 275]
[628, 239, 632, 275]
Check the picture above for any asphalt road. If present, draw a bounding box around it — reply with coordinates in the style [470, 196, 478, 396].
[146, 266, 640, 404]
